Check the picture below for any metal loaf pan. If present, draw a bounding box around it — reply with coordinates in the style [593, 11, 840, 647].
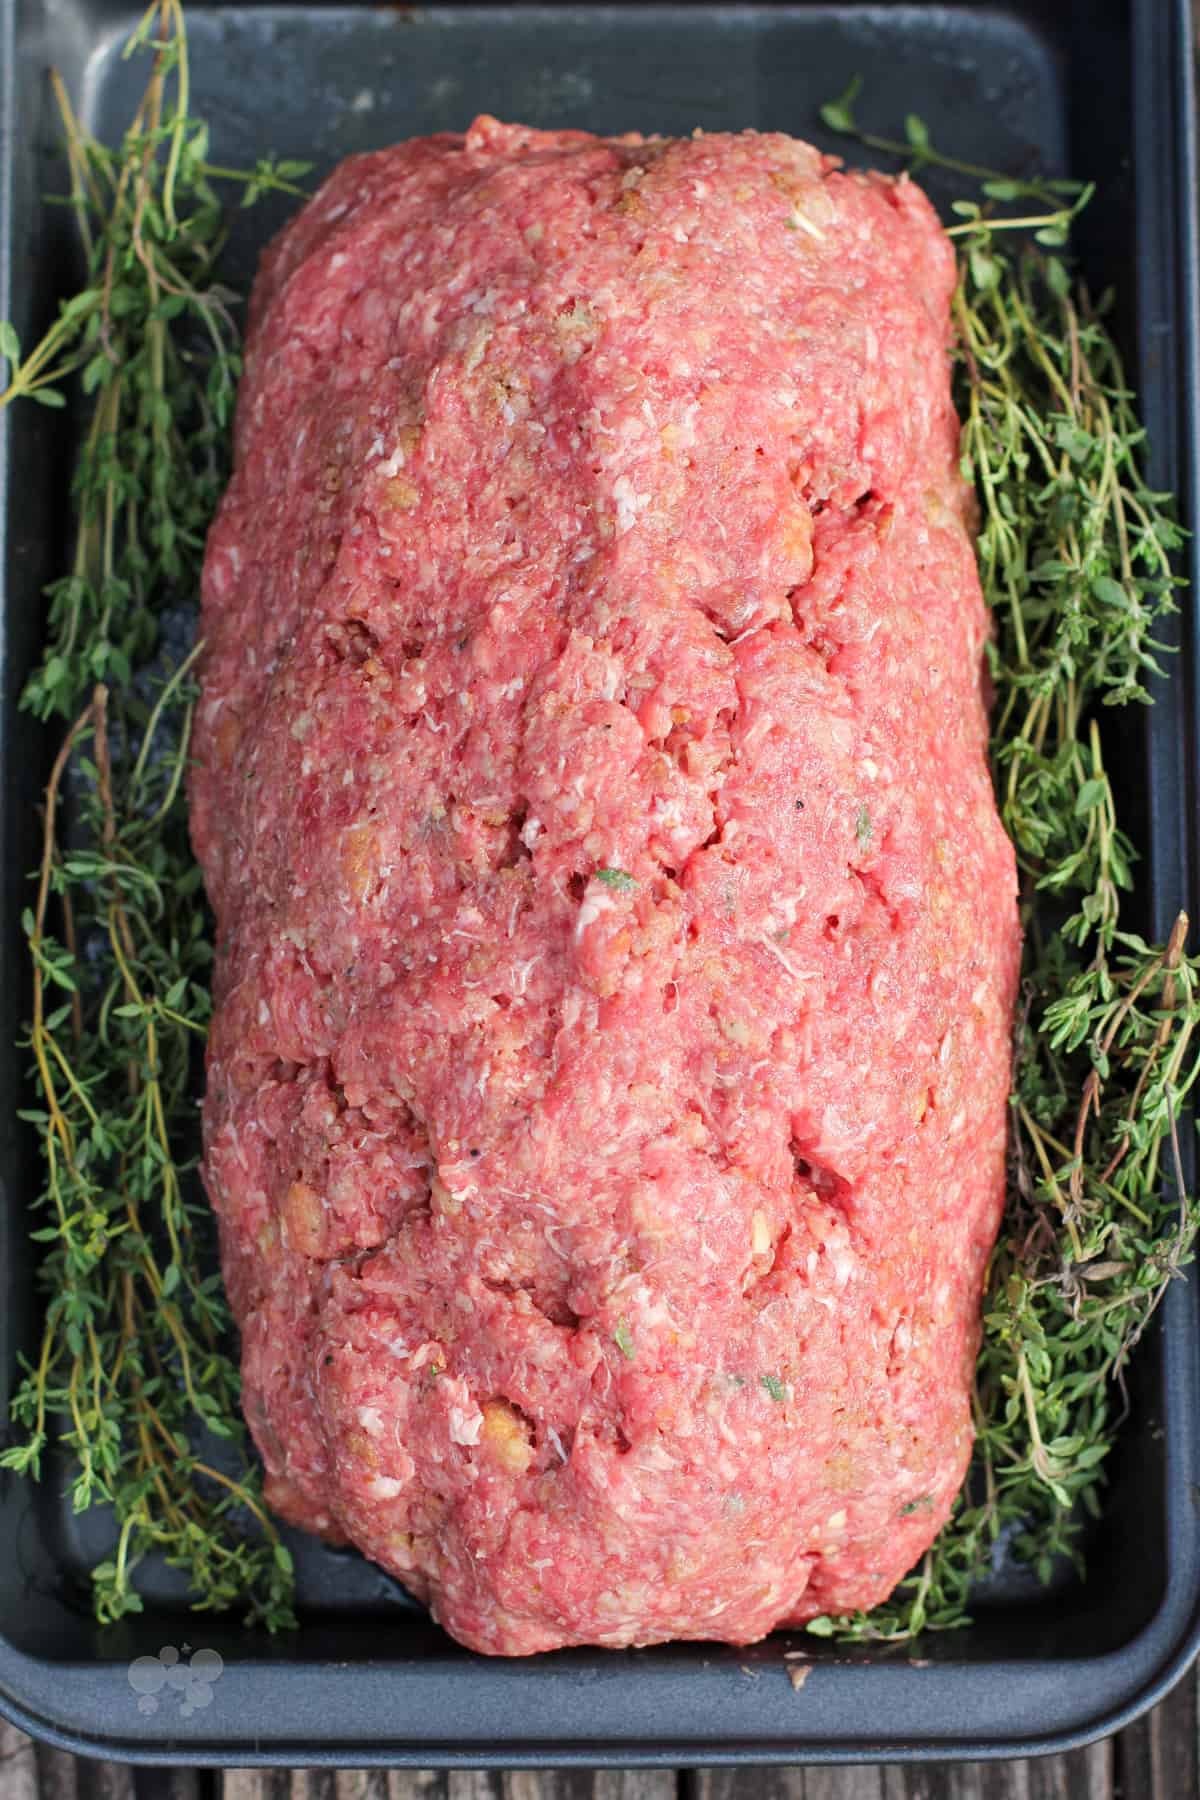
[1, 0, 1198, 1766]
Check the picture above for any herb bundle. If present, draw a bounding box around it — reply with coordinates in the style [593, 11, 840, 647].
[1, 32, 1196, 1638]
[0, 0, 304, 1626]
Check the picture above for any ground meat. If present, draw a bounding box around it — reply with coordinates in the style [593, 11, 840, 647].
[191, 117, 1021, 1655]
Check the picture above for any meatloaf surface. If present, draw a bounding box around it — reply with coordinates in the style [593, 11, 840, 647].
[191, 117, 1021, 1655]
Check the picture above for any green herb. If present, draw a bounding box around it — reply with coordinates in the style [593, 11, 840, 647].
[814, 92, 1198, 1643]
[596, 867, 638, 892]
[0, 0, 307, 1627]
[899, 1495, 934, 1518]
[614, 1319, 636, 1361]
[761, 1374, 786, 1402]
[855, 804, 873, 846]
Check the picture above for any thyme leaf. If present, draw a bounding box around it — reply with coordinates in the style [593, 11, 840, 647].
[0, 0, 307, 1628]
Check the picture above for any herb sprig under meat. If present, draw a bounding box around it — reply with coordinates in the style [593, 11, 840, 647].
[0, 0, 304, 1627]
[806, 83, 1199, 1642]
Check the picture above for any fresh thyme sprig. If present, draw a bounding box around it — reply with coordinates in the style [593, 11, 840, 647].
[807, 90, 1198, 1643]
[0, 0, 305, 1627]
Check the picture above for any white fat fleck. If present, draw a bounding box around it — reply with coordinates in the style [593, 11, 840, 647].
[388, 1338, 411, 1359]
[788, 209, 826, 242]
[612, 474, 650, 536]
[575, 888, 618, 939]
[378, 443, 408, 478]
[544, 1224, 571, 1263]
[639, 1441, 677, 1472]
[759, 936, 816, 984]
[768, 894, 807, 931]
[449, 1403, 483, 1446]
[827, 1238, 857, 1289]
[328, 252, 349, 272]
[257, 1000, 270, 1026]
[366, 434, 385, 460]
[547, 1427, 568, 1463]
[860, 757, 879, 780]
[512, 956, 541, 996]
[520, 814, 543, 849]
[357, 1406, 384, 1438]
[366, 1474, 404, 1499]
[740, 712, 773, 753]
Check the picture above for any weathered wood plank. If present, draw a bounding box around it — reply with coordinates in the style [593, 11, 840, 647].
[221, 1771, 290, 1800]
[31, 1747, 78, 1800]
[881, 1766, 955, 1800]
[330, 1770, 390, 1800]
[803, 1770, 887, 1800]
[129, 1773, 206, 1800]
[689, 1741, 1118, 1800]
[1114, 1661, 1196, 1800]
[56, 1754, 134, 1800]
[883, 1738, 1114, 1800]
[690, 1766, 883, 1798]
[293, 1773, 336, 1800]
[0, 1721, 39, 1800]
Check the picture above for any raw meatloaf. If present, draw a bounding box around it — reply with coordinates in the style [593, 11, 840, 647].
[191, 117, 1021, 1655]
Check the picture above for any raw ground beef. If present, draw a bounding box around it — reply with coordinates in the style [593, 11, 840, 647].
[191, 117, 1021, 1655]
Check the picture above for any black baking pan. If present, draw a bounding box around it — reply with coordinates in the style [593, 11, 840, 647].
[1, 0, 1198, 1767]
